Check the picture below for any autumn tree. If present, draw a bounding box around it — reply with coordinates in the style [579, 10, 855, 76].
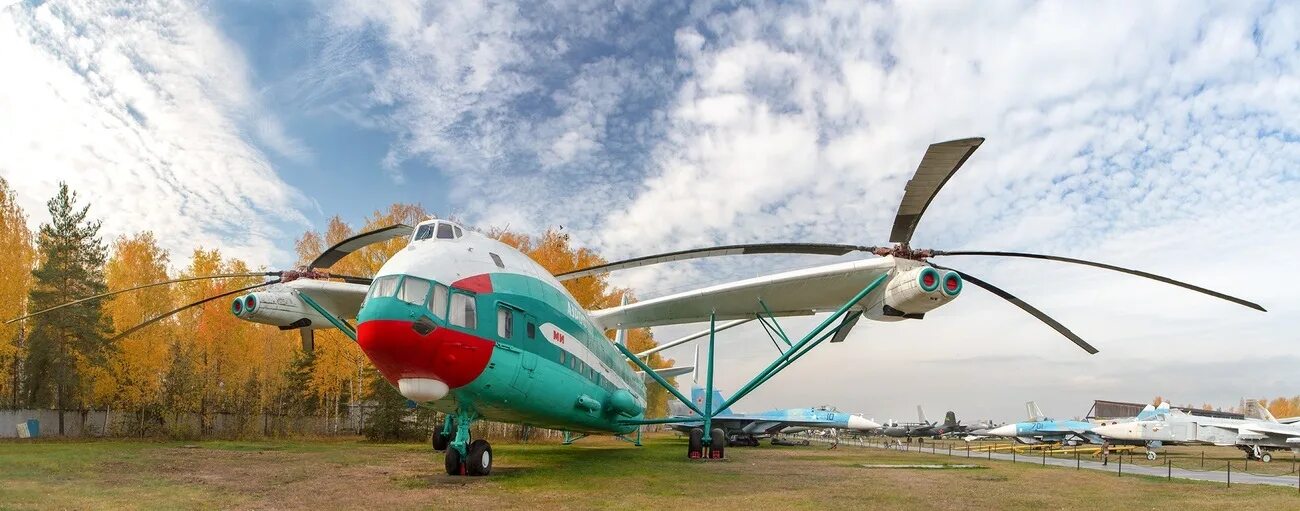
[294, 204, 428, 432]
[23, 183, 111, 434]
[93, 233, 174, 433]
[0, 177, 34, 408]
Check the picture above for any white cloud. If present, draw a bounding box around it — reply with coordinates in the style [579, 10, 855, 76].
[0, 0, 308, 268]
[316, 0, 1300, 420]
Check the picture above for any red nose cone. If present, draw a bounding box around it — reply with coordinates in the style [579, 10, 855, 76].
[356, 320, 494, 389]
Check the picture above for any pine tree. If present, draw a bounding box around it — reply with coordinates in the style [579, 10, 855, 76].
[22, 183, 110, 434]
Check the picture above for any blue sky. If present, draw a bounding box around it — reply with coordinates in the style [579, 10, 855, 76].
[2, 0, 1299, 420]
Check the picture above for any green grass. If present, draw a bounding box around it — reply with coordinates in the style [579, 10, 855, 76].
[0, 434, 1297, 510]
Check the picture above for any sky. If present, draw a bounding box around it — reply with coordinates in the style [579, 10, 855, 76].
[1, 0, 1298, 423]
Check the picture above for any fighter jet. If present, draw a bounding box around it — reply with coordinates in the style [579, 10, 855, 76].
[986, 401, 1162, 445]
[1094, 400, 1300, 462]
[882, 407, 962, 438]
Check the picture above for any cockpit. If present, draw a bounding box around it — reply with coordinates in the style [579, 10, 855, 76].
[413, 220, 464, 242]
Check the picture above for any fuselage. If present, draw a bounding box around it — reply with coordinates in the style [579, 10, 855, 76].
[354, 221, 646, 434]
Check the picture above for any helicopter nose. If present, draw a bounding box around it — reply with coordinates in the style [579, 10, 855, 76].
[355, 318, 495, 402]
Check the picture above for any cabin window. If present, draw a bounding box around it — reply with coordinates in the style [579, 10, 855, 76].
[414, 224, 435, 241]
[496, 306, 514, 339]
[399, 277, 431, 305]
[526, 322, 536, 339]
[436, 223, 455, 239]
[453, 226, 463, 238]
[369, 275, 400, 299]
[429, 284, 448, 319]
[449, 293, 477, 329]
[559, 351, 566, 364]
[489, 252, 505, 269]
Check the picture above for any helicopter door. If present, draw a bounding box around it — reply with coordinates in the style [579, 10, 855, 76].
[510, 311, 538, 396]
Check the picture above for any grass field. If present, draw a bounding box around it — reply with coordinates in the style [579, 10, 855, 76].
[2, 434, 1298, 510]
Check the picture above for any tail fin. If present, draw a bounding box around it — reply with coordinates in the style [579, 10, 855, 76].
[614, 295, 629, 346]
[917, 405, 928, 424]
[1137, 404, 1157, 420]
[689, 385, 734, 416]
[944, 411, 958, 427]
[1245, 399, 1278, 422]
[1026, 401, 1045, 422]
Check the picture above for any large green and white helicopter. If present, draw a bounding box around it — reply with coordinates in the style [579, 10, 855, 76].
[13, 137, 1264, 476]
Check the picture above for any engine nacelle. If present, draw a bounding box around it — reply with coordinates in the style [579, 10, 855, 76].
[870, 266, 961, 319]
[230, 290, 329, 329]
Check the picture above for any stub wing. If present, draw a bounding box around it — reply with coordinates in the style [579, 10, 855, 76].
[289, 279, 369, 319]
[590, 258, 894, 330]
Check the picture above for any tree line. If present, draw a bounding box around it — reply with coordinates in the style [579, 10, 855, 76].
[0, 179, 675, 438]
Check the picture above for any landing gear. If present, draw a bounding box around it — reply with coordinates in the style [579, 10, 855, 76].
[1243, 444, 1272, 462]
[432, 416, 454, 451]
[727, 434, 760, 447]
[1261, 452, 1273, 463]
[443, 408, 491, 477]
[709, 428, 726, 459]
[688, 428, 704, 459]
[466, 439, 493, 476]
[445, 444, 464, 475]
[1146, 451, 1158, 461]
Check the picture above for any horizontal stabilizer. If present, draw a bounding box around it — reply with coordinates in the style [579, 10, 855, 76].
[638, 365, 694, 383]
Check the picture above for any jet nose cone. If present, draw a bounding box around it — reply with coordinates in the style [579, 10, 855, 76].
[987, 424, 1017, 437]
[848, 415, 881, 431]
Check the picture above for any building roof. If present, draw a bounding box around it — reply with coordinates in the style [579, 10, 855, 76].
[1087, 399, 1244, 420]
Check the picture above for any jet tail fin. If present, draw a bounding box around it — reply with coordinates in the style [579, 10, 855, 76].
[944, 411, 958, 427]
[917, 405, 928, 424]
[1026, 401, 1046, 422]
[689, 386, 734, 416]
[1244, 399, 1279, 422]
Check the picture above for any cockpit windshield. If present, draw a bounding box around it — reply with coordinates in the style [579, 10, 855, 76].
[413, 221, 463, 241]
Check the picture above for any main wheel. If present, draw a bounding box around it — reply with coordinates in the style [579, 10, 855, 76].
[1146, 451, 1157, 461]
[444, 446, 464, 476]
[1261, 452, 1273, 463]
[466, 439, 493, 476]
[687, 428, 704, 459]
[709, 428, 727, 459]
[433, 417, 454, 451]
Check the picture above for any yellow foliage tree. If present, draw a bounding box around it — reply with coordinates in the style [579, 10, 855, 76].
[94, 233, 174, 416]
[0, 177, 34, 407]
[294, 205, 428, 431]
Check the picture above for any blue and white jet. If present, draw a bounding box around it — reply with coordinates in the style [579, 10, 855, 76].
[666, 386, 880, 446]
[986, 401, 1163, 445]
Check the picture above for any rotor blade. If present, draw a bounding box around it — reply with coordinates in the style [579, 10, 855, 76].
[934, 251, 1265, 312]
[329, 274, 374, 286]
[5, 272, 279, 324]
[931, 264, 1098, 354]
[309, 223, 415, 269]
[110, 279, 280, 342]
[555, 243, 875, 281]
[889, 137, 984, 244]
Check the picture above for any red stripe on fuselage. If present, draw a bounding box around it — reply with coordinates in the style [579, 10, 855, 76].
[452, 274, 493, 293]
[356, 320, 494, 389]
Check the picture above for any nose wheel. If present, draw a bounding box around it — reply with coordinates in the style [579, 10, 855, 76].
[443, 409, 492, 476]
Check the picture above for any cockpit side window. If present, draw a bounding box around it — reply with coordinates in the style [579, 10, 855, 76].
[449, 292, 477, 329]
[453, 225, 463, 238]
[414, 224, 436, 241]
[436, 223, 455, 239]
[399, 277, 431, 305]
[368, 275, 400, 299]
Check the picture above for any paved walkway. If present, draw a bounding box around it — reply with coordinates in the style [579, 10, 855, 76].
[811, 438, 1300, 489]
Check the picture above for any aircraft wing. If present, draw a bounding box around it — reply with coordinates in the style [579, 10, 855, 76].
[1232, 423, 1300, 440]
[665, 415, 848, 435]
[288, 279, 369, 319]
[590, 258, 894, 329]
